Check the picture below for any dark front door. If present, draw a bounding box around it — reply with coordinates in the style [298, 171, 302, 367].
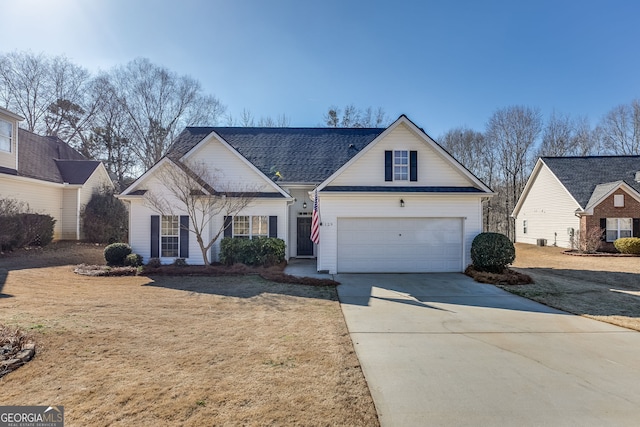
[297, 217, 313, 256]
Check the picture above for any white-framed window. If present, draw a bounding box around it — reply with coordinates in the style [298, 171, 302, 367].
[606, 218, 632, 242]
[614, 194, 624, 207]
[233, 215, 268, 239]
[523, 220, 528, 234]
[393, 150, 408, 181]
[161, 215, 179, 257]
[0, 118, 12, 152]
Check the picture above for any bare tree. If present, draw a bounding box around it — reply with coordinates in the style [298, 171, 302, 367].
[537, 111, 597, 157]
[109, 58, 226, 171]
[225, 109, 291, 127]
[0, 51, 100, 143]
[144, 159, 258, 265]
[486, 106, 542, 240]
[597, 99, 640, 155]
[258, 113, 290, 127]
[323, 104, 389, 127]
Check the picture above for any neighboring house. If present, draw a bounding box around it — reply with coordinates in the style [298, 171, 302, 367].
[512, 156, 640, 250]
[119, 115, 493, 273]
[0, 107, 113, 240]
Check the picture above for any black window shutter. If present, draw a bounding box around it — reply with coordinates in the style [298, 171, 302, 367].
[633, 218, 640, 238]
[179, 215, 189, 258]
[224, 216, 233, 238]
[150, 215, 160, 258]
[410, 150, 418, 181]
[269, 216, 278, 238]
[384, 150, 393, 181]
[600, 218, 607, 241]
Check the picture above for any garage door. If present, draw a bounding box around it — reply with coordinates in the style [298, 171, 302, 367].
[337, 217, 463, 273]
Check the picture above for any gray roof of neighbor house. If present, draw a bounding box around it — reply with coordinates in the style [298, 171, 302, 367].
[8, 128, 101, 184]
[542, 156, 640, 208]
[167, 127, 386, 183]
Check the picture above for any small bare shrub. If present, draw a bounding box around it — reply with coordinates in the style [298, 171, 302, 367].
[570, 227, 603, 253]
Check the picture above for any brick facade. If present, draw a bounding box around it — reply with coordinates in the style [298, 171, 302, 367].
[582, 189, 640, 251]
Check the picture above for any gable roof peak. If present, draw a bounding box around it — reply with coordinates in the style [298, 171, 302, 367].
[540, 155, 640, 208]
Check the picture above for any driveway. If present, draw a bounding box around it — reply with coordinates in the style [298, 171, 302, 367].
[336, 273, 640, 427]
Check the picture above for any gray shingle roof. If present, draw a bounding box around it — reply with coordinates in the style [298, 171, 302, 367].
[9, 128, 99, 184]
[542, 156, 640, 208]
[55, 160, 102, 184]
[167, 127, 386, 183]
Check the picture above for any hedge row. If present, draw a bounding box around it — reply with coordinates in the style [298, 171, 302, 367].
[220, 237, 285, 267]
[0, 214, 55, 251]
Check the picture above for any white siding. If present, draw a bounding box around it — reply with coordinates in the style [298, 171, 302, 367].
[514, 164, 580, 248]
[316, 193, 483, 274]
[184, 137, 275, 193]
[61, 188, 79, 240]
[330, 123, 473, 187]
[127, 193, 289, 265]
[0, 176, 65, 239]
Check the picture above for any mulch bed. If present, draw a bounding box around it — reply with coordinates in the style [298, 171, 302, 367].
[75, 262, 340, 287]
[563, 250, 639, 257]
[464, 265, 534, 286]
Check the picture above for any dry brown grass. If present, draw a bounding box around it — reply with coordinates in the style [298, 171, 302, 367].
[506, 243, 640, 331]
[0, 243, 378, 426]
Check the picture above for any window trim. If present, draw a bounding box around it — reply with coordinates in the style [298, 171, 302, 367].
[0, 118, 12, 153]
[161, 215, 180, 257]
[605, 217, 632, 242]
[233, 215, 269, 239]
[393, 150, 409, 181]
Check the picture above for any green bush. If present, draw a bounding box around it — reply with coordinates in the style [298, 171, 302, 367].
[614, 237, 640, 254]
[124, 253, 143, 267]
[104, 242, 132, 266]
[81, 187, 128, 243]
[470, 232, 515, 273]
[220, 237, 286, 267]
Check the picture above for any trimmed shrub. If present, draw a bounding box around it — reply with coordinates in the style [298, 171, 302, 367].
[124, 253, 143, 267]
[146, 257, 161, 268]
[220, 237, 286, 267]
[173, 258, 188, 267]
[470, 232, 515, 273]
[81, 187, 128, 243]
[614, 237, 640, 254]
[104, 242, 132, 266]
[0, 213, 55, 251]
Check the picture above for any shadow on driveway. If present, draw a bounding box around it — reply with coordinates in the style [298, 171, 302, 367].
[336, 272, 568, 315]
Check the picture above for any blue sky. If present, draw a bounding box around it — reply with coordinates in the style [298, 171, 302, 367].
[4, 0, 639, 138]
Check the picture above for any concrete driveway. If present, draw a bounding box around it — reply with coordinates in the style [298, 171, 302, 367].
[336, 273, 640, 427]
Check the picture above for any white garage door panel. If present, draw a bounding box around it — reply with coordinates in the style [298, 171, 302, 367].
[337, 218, 462, 273]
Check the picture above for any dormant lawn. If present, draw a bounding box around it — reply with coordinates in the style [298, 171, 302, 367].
[0, 243, 378, 426]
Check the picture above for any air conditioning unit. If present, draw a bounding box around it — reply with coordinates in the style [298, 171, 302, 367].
[536, 238, 547, 247]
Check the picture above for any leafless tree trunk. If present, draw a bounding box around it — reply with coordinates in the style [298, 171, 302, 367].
[597, 99, 640, 155]
[144, 159, 258, 265]
[537, 111, 597, 157]
[486, 106, 542, 240]
[109, 58, 226, 171]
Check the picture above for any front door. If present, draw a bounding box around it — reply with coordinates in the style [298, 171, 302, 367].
[297, 217, 313, 256]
